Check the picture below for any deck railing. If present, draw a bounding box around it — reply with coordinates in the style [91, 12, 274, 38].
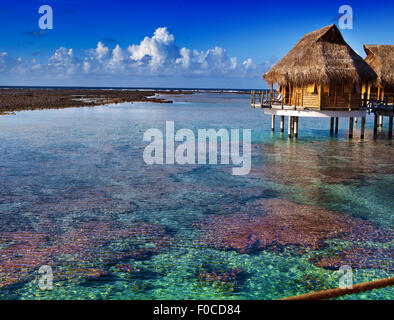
[252, 91, 394, 111]
[250, 90, 285, 109]
[365, 94, 394, 113]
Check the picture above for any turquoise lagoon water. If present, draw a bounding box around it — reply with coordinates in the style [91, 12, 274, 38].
[0, 92, 392, 299]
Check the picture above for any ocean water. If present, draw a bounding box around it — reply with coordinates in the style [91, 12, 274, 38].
[0, 92, 392, 300]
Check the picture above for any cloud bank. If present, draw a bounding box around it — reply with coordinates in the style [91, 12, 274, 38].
[0, 27, 273, 85]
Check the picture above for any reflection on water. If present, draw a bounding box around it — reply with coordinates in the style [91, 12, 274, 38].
[0, 93, 392, 299]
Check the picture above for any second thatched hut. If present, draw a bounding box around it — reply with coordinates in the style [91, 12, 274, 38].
[263, 24, 376, 110]
[363, 44, 394, 103]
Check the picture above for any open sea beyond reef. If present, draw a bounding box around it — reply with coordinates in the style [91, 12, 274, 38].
[0, 92, 392, 300]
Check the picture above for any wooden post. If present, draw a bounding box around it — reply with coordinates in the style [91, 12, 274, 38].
[271, 115, 276, 132]
[374, 113, 378, 134]
[363, 92, 367, 108]
[318, 85, 323, 109]
[291, 116, 294, 132]
[349, 117, 354, 139]
[389, 116, 393, 137]
[288, 116, 292, 138]
[335, 117, 339, 134]
[360, 117, 366, 139]
[330, 117, 334, 135]
[367, 83, 371, 99]
[379, 115, 383, 127]
[294, 117, 299, 138]
[280, 115, 285, 132]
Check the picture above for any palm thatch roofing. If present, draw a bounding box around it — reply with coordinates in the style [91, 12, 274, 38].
[263, 24, 376, 86]
[364, 44, 394, 87]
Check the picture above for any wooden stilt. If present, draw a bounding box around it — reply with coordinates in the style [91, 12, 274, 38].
[349, 117, 354, 139]
[280, 115, 285, 132]
[330, 117, 334, 135]
[294, 117, 298, 138]
[288, 116, 292, 138]
[360, 117, 366, 139]
[379, 115, 383, 127]
[374, 113, 378, 134]
[389, 116, 393, 137]
[271, 115, 275, 132]
[335, 117, 339, 134]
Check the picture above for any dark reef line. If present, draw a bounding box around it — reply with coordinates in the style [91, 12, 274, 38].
[0, 88, 192, 113]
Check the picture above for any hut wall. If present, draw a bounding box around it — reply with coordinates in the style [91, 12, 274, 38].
[368, 86, 380, 99]
[284, 84, 320, 108]
[321, 93, 362, 109]
[385, 86, 394, 103]
[282, 82, 368, 109]
[321, 82, 362, 110]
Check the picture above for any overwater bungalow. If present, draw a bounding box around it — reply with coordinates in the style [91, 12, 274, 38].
[252, 24, 378, 138]
[363, 45, 394, 103]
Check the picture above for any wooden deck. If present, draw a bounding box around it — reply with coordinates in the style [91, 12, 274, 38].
[251, 90, 394, 114]
[250, 90, 394, 138]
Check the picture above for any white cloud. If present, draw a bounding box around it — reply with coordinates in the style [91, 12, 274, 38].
[95, 41, 110, 60]
[107, 45, 126, 72]
[47, 47, 80, 76]
[128, 27, 178, 69]
[0, 52, 27, 74]
[0, 27, 272, 81]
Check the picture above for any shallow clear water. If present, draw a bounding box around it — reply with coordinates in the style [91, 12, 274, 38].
[0, 93, 392, 300]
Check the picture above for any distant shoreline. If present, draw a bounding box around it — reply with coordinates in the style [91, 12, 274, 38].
[0, 88, 253, 114]
[0, 85, 256, 92]
[0, 88, 183, 114]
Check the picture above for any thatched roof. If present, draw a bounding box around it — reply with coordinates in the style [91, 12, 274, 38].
[364, 44, 394, 87]
[263, 24, 376, 86]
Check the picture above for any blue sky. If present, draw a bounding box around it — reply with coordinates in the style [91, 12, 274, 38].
[0, 0, 393, 88]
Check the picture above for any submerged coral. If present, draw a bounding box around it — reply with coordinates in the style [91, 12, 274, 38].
[311, 246, 393, 271]
[196, 199, 392, 263]
[0, 221, 171, 288]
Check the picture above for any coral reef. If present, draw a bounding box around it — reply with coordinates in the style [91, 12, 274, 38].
[196, 199, 392, 266]
[0, 221, 171, 288]
[311, 246, 393, 271]
[0, 88, 184, 113]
